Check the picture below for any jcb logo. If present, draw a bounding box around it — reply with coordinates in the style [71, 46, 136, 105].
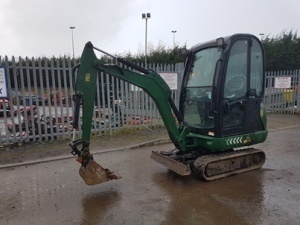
[85, 73, 91, 82]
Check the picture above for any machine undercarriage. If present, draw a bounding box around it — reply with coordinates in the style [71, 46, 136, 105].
[151, 148, 265, 181]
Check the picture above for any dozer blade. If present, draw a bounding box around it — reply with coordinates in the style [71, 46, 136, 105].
[79, 159, 122, 185]
[151, 151, 192, 176]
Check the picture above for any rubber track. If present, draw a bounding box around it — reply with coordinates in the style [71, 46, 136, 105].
[192, 148, 266, 181]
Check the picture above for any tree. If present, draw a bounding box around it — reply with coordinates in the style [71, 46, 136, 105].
[262, 30, 300, 71]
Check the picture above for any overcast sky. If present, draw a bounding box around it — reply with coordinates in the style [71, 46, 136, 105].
[1, 0, 299, 58]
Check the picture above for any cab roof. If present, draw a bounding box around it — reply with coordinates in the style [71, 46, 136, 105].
[190, 33, 258, 53]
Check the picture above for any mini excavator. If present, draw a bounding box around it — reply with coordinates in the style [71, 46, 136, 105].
[70, 33, 268, 185]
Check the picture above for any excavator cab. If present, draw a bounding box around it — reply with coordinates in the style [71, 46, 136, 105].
[71, 33, 268, 185]
[152, 34, 267, 180]
[180, 34, 266, 140]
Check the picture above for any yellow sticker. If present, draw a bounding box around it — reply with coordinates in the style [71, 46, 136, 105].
[260, 109, 264, 117]
[85, 73, 91, 82]
[243, 136, 251, 144]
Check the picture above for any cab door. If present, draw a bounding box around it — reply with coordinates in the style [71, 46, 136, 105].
[221, 37, 265, 136]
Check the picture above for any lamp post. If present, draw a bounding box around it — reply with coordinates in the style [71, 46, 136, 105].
[259, 33, 264, 41]
[70, 26, 75, 58]
[171, 30, 177, 49]
[142, 13, 151, 68]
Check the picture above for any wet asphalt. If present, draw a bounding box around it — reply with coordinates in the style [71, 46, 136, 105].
[0, 114, 300, 225]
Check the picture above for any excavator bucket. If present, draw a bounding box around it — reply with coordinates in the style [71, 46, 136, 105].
[79, 160, 122, 185]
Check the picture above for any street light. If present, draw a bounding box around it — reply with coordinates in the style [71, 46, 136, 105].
[142, 13, 151, 68]
[171, 30, 177, 49]
[259, 33, 264, 41]
[70, 26, 75, 58]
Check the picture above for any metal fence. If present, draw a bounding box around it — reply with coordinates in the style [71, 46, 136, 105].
[0, 56, 184, 145]
[0, 56, 299, 146]
[264, 70, 299, 114]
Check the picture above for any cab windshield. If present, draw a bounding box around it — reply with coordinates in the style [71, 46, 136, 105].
[183, 47, 221, 129]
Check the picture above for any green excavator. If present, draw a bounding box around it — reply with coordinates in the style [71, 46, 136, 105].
[70, 33, 268, 185]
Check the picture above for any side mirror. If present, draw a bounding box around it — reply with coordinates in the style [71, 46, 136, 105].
[180, 47, 190, 57]
[216, 37, 224, 47]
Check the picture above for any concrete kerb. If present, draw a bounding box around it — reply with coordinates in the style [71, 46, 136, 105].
[1, 125, 299, 170]
[268, 126, 300, 132]
[0, 138, 171, 170]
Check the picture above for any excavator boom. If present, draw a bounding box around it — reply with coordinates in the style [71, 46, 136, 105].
[70, 42, 182, 185]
